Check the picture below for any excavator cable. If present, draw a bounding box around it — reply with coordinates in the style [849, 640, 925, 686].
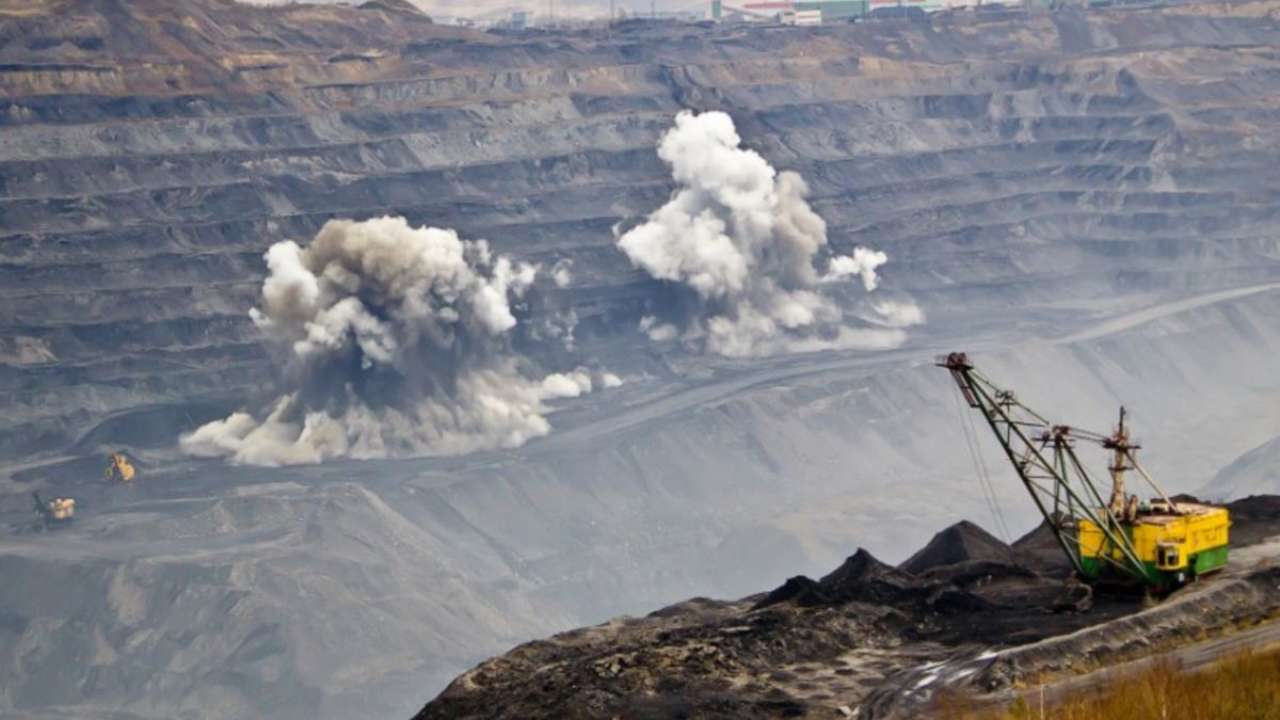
[953, 383, 1012, 544]
[967, 401, 1014, 544]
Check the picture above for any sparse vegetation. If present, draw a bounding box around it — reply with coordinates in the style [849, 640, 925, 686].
[938, 647, 1280, 720]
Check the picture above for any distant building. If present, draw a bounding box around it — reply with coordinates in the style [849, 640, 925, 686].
[798, 0, 869, 20]
[868, 0, 926, 10]
[721, 0, 1023, 22]
[510, 10, 529, 28]
[741, 0, 871, 22]
[741, 0, 795, 15]
[866, 3, 928, 19]
[924, 0, 1018, 8]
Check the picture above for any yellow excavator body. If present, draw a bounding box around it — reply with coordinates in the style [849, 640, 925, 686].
[106, 452, 136, 482]
[1077, 503, 1230, 583]
[48, 497, 75, 520]
[33, 492, 75, 522]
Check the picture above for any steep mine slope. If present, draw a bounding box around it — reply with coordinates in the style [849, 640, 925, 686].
[1209, 436, 1280, 498]
[5, 2, 1280, 719]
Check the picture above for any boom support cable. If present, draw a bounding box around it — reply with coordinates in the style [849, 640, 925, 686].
[953, 385, 1013, 544]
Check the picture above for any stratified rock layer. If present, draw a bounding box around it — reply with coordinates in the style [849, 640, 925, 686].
[7, 0, 1280, 459]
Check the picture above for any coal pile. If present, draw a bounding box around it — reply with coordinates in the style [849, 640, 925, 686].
[1011, 520, 1077, 575]
[415, 515, 1164, 720]
[1225, 495, 1280, 546]
[754, 527, 1090, 639]
[756, 548, 921, 608]
[899, 520, 1018, 575]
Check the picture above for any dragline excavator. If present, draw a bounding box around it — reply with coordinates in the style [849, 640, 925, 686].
[940, 352, 1230, 591]
[32, 493, 75, 525]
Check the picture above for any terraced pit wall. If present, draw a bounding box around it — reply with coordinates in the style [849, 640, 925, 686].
[6, 0, 1280, 459]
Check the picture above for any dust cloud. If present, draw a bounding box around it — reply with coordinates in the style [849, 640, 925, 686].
[618, 110, 922, 357]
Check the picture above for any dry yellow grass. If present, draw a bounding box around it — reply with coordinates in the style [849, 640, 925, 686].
[936, 646, 1280, 720]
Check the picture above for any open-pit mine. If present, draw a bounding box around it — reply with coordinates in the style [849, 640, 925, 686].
[4, 0, 1280, 718]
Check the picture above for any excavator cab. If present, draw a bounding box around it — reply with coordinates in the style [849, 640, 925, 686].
[105, 452, 136, 483]
[1156, 543, 1182, 571]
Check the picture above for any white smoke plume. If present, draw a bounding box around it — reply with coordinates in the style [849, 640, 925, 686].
[182, 216, 607, 466]
[550, 258, 574, 288]
[870, 300, 927, 328]
[618, 110, 922, 357]
[535, 308, 580, 351]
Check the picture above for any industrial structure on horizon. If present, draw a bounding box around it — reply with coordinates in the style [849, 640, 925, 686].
[711, 0, 1028, 24]
[449, 0, 1042, 30]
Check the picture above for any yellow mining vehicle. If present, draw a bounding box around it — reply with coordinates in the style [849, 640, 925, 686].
[33, 492, 75, 524]
[105, 452, 136, 483]
[940, 352, 1230, 591]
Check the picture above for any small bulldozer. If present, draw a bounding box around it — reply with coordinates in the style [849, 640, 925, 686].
[105, 452, 136, 483]
[33, 492, 75, 525]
